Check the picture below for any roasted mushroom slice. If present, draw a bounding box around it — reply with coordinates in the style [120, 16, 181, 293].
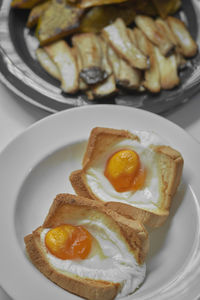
[36, 0, 84, 46]
[36, 47, 61, 80]
[107, 46, 121, 79]
[79, 3, 136, 33]
[74, 48, 88, 91]
[72, 33, 108, 85]
[118, 59, 142, 90]
[126, 28, 137, 46]
[79, 0, 128, 9]
[90, 74, 117, 99]
[102, 18, 148, 70]
[155, 19, 186, 68]
[134, 28, 160, 93]
[174, 52, 186, 69]
[100, 38, 112, 77]
[167, 16, 198, 58]
[154, 47, 179, 90]
[108, 46, 141, 90]
[135, 15, 174, 57]
[87, 38, 117, 99]
[155, 18, 178, 47]
[152, 0, 181, 19]
[136, 0, 157, 16]
[155, 18, 186, 69]
[27, 1, 50, 28]
[11, 0, 45, 9]
[45, 40, 79, 94]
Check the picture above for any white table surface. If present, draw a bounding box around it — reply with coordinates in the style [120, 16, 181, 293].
[0, 82, 200, 300]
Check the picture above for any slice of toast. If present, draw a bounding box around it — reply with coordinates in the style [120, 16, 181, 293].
[24, 193, 148, 300]
[70, 127, 184, 228]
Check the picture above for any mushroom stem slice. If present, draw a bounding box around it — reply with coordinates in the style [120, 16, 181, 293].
[167, 16, 198, 58]
[72, 33, 108, 85]
[102, 18, 148, 70]
[135, 15, 174, 57]
[45, 40, 79, 94]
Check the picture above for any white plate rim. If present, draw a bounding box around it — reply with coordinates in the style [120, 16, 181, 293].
[0, 104, 200, 300]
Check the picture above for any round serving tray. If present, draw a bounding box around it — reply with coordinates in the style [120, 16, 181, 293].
[0, 0, 200, 113]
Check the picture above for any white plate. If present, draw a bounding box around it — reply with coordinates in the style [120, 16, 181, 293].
[0, 105, 200, 300]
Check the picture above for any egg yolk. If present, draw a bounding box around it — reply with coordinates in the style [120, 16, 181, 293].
[104, 149, 146, 192]
[45, 224, 92, 260]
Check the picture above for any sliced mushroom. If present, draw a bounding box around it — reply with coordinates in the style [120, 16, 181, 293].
[100, 37, 113, 77]
[73, 48, 88, 91]
[155, 18, 186, 68]
[155, 18, 178, 46]
[102, 18, 148, 70]
[126, 28, 137, 46]
[36, 47, 61, 80]
[11, 0, 45, 9]
[91, 74, 117, 98]
[118, 59, 142, 89]
[72, 33, 108, 85]
[135, 15, 174, 57]
[79, 0, 127, 9]
[36, 0, 84, 46]
[152, 0, 181, 19]
[89, 38, 117, 99]
[134, 28, 160, 93]
[45, 40, 79, 94]
[108, 45, 141, 89]
[154, 47, 179, 90]
[107, 46, 121, 79]
[167, 16, 198, 58]
[27, 1, 50, 28]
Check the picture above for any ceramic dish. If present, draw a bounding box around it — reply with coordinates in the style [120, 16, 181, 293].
[0, 0, 200, 113]
[0, 105, 200, 300]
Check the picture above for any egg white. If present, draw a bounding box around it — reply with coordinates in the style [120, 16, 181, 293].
[85, 131, 166, 211]
[40, 219, 146, 298]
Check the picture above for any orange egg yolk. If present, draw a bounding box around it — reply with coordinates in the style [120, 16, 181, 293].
[45, 224, 92, 260]
[104, 149, 146, 192]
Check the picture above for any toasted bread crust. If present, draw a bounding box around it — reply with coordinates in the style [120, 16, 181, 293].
[42, 193, 148, 264]
[82, 127, 139, 169]
[70, 169, 169, 228]
[70, 127, 184, 228]
[152, 145, 184, 210]
[24, 193, 148, 300]
[24, 229, 119, 300]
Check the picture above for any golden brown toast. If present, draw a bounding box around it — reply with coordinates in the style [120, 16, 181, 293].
[70, 127, 184, 228]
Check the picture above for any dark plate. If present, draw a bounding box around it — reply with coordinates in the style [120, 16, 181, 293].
[0, 0, 200, 113]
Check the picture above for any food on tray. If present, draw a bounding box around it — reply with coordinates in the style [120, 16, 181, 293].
[108, 45, 142, 90]
[72, 33, 108, 85]
[36, 47, 61, 80]
[86, 38, 117, 99]
[35, 0, 84, 46]
[152, 0, 181, 19]
[26, 1, 50, 28]
[10, 0, 198, 100]
[11, 0, 44, 9]
[167, 16, 198, 57]
[134, 15, 174, 56]
[78, 0, 129, 9]
[44, 40, 79, 93]
[24, 193, 148, 300]
[70, 127, 184, 228]
[154, 47, 179, 90]
[134, 28, 160, 93]
[78, 3, 137, 33]
[102, 18, 148, 70]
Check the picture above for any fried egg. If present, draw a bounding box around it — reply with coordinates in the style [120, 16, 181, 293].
[85, 130, 166, 211]
[40, 220, 146, 298]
